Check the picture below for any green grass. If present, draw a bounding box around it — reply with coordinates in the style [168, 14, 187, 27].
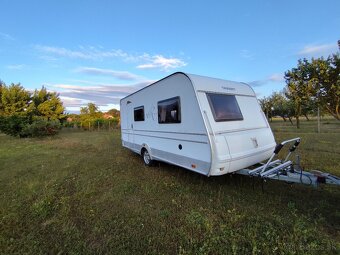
[0, 119, 339, 254]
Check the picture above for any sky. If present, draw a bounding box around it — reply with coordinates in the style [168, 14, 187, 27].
[0, 0, 339, 113]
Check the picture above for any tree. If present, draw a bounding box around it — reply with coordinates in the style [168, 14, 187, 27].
[0, 84, 64, 137]
[27, 86, 50, 116]
[300, 99, 314, 121]
[270, 92, 294, 123]
[259, 96, 273, 121]
[285, 99, 297, 124]
[27, 86, 65, 120]
[306, 55, 339, 120]
[1, 83, 31, 116]
[324, 53, 340, 120]
[80, 103, 99, 115]
[285, 51, 340, 124]
[37, 93, 65, 120]
[270, 92, 285, 121]
[285, 59, 315, 128]
[78, 103, 104, 130]
[0, 80, 4, 115]
[80, 106, 89, 115]
[88, 103, 99, 115]
[107, 108, 120, 118]
[259, 91, 296, 125]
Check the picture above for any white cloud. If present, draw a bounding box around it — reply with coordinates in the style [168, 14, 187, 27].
[35, 45, 133, 61]
[137, 55, 187, 71]
[298, 43, 338, 57]
[48, 80, 153, 109]
[59, 96, 86, 107]
[74, 67, 143, 81]
[39, 55, 58, 62]
[248, 73, 285, 87]
[36, 45, 102, 60]
[36, 45, 187, 71]
[268, 73, 284, 82]
[0, 32, 14, 40]
[240, 49, 254, 59]
[7, 64, 25, 70]
[248, 80, 266, 87]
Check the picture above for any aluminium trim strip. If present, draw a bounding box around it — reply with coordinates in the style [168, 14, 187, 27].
[152, 155, 209, 176]
[121, 132, 208, 144]
[124, 129, 207, 136]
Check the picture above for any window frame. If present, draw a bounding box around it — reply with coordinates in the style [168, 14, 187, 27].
[134, 106, 145, 122]
[206, 93, 244, 122]
[157, 96, 181, 124]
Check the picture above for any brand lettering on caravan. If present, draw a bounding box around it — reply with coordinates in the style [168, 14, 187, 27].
[221, 86, 236, 91]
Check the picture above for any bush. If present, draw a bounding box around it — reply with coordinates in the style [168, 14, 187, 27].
[21, 118, 60, 137]
[0, 115, 29, 137]
[0, 116, 60, 137]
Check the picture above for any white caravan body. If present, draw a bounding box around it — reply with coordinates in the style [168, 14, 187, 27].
[120, 72, 276, 176]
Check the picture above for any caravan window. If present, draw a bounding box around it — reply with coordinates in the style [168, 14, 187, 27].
[134, 106, 145, 121]
[158, 97, 181, 124]
[207, 93, 243, 121]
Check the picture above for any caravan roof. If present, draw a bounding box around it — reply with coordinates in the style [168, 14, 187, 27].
[121, 72, 256, 102]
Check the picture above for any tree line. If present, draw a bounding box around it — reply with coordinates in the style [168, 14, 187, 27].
[0, 82, 65, 137]
[259, 50, 339, 128]
[0, 82, 121, 137]
[64, 102, 120, 130]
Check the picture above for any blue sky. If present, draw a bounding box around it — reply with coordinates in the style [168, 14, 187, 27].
[1, 0, 339, 113]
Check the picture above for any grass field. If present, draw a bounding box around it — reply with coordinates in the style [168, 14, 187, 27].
[0, 119, 339, 254]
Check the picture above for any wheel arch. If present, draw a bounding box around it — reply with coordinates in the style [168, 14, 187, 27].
[140, 143, 153, 159]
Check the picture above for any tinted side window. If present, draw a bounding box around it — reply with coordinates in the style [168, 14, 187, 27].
[207, 93, 243, 121]
[134, 106, 145, 121]
[158, 97, 181, 124]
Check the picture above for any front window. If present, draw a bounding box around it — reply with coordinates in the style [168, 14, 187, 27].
[158, 97, 181, 124]
[134, 106, 145, 121]
[207, 93, 243, 121]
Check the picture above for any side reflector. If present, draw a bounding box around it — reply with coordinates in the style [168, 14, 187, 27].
[191, 164, 196, 169]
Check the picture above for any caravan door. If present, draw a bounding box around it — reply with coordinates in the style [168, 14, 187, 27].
[126, 102, 134, 147]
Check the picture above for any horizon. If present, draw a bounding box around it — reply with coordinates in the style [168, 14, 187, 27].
[1, 0, 339, 113]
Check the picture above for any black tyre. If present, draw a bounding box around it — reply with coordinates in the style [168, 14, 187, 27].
[142, 149, 154, 166]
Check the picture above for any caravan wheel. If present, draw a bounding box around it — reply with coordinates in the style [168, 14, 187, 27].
[142, 149, 154, 166]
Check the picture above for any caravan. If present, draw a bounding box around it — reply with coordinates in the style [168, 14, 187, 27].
[120, 72, 276, 176]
